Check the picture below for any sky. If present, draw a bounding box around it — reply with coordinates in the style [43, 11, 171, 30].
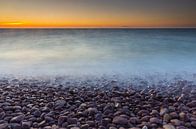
[0, 0, 196, 28]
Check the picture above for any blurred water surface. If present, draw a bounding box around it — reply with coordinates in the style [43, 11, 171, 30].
[0, 29, 196, 77]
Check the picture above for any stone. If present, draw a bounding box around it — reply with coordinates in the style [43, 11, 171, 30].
[187, 100, 196, 108]
[10, 123, 22, 129]
[87, 108, 98, 115]
[151, 110, 159, 116]
[109, 127, 117, 129]
[142, 126, 148, 129]
[45, 116, 54, 122]
[21, 121, 32, 129]
[160, 108, 168, 116]
[55, 100, 66, 108]
[170, 119, 182, 126]
[86, 121, 95, 127]
[179, 112, 186, 120]
[0, 112, 6, 120]
[81, 124, 89, 129]
[170, 112, 179, 119]
[58, 116, 67, 126]
[112, 116, 129, 125]
[191, 121, 196, 128]
[70, 127, 80, 129]
[176, 126, 188, 129]
[163, 114, 171, 122]
[0, 123, 9, 129]
[129, 117, 139, 124]
[67, 118, 77, 124]
[149, 117, 161, 124]
[33, 110, 41, 117]
[10, 115, 24, 123]
[163, 124, 175, 129]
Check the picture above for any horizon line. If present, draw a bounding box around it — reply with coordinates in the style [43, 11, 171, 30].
[0, 27, 196, 29]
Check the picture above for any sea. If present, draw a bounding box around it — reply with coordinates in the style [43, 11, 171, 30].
[0, 28, 196, 82]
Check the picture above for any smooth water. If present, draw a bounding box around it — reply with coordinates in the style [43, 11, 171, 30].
[0, 29, 196, 77]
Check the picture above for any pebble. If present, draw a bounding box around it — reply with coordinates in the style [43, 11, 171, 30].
[10, 115, 24, 123]
[0, 123, 9, 129]
[149, 117, 161, 124]
[112, 116, 129, 125]
[163, 124, 175, 129]
[191, 121, 196, 128]
[21, 121, 32, 129]
[163, 114, 171, 122]
[170, 119, 182, 126]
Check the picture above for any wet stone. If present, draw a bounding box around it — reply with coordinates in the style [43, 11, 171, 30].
[10, 115, 24, 123]
[112, 116, 129, 125]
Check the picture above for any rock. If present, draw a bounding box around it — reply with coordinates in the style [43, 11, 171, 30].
[67, 118, 77, 124]
[187, 100, 196, 108]
[138, 110, 149, 116]
[160, 108, 168, 116]
[58, 116, 67, 126]
[170, 112, 179, 119]
[43, 126, 52, 129]
[191, 121, 196, 128]
[87, 108, 98, 115]
[0, 112, 6, 119]
[176, 126, 188, 129]
[10, 123, 22, 129]
[141, 116, 151, 122]
[109, 127, 117, 129]
[0, 123, 9, 129]
[163, 124, 175, 129]
[129, 117, 139, 124]
[184, 122, 191, 128]
[81, 124, 89, 129]
[86, 121, 95, 127]
[119, 127, 125, 129]
[142, 126, 148, 129]
[149, 117, 161, 124]
[55, 100, 66, 108]
[168, 106, 176, 112]
[13, 106, 22, 111]
[179, 112, 186, 120]
[102, 118, 111, 126]
[163, 114, 171, 122]
[44, 116, 54, 122]
[33, 110, 41, 117]
[99, 126, 106, 129]
[21, 121, 32, 129]
[70, 127, 80, 129]
[38, 120, 46, 127]
[112, 116, 129, 125]
[170, 119, 182, 126]
[151, 110, 159, 116]
[42, 107, 50, 112]
[10, 115, 24, 123]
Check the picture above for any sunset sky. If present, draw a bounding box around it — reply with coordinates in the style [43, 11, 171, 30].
[0, 0, 196, 28]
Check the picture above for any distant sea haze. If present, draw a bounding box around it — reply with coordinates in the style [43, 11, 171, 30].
[0, 28, 196, 79]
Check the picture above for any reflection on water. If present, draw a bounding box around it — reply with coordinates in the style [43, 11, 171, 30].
[0, 29, 196, 77]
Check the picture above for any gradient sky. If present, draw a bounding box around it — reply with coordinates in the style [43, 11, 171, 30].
[0, 0, 196, 28]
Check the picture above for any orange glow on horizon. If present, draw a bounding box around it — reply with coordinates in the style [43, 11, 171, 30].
[0, 0, 195, 28]
[0, 20, 195, 28]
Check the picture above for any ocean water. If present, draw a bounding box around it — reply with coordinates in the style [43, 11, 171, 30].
[0, 29, 196, 79]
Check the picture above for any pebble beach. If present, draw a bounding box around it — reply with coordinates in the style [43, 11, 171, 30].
[0, 77, 195, 129]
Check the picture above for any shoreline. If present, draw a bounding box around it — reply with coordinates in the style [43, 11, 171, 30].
[0, 78, 195, 129]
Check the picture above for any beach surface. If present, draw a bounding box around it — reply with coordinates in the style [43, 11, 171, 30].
[0, 77, 195, 129]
